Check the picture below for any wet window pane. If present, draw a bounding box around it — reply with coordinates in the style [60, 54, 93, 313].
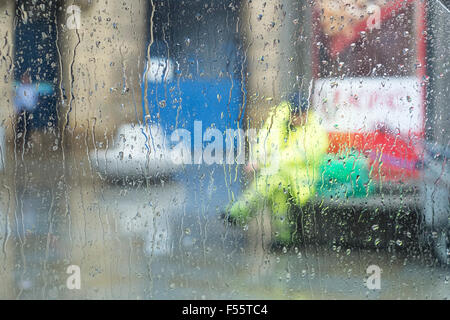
[0, 0, 448, 300]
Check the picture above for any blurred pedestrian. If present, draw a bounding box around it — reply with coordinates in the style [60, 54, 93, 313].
[14, 71, 55, 146]
[227, 95, 329, 245]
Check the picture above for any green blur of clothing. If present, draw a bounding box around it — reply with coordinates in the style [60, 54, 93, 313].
[317, 153, 374, 199]
[229, 101, 329, 244]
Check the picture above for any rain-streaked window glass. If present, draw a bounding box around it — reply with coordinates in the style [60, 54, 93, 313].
[0, 0, 448, 301]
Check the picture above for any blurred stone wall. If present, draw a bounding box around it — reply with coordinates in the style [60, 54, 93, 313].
[0, 1, 14, 137]
[59, 0, 148, 149]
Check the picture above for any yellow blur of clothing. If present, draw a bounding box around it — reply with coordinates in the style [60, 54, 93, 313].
[230, 101, 329, 244]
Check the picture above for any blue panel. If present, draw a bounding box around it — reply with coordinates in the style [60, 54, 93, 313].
[142, 77, 245, 140]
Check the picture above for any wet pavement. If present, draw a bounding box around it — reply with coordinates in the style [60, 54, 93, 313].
[0, 134, 448, 299]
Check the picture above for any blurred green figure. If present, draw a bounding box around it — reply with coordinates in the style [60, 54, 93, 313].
[229, 100, 329, 245]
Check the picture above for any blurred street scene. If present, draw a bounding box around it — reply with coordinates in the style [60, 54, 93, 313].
[0, 0, 448, 299]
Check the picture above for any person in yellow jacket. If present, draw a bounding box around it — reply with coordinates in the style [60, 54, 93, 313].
[228, 98, 329, 245]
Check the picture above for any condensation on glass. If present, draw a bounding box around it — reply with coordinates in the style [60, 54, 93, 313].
[0, 0, 448, 300]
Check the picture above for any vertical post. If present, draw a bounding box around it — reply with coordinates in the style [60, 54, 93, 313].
[0, 0, 16, 299]
[59, 0, 148, 150]
[240, 0, 310, 128]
